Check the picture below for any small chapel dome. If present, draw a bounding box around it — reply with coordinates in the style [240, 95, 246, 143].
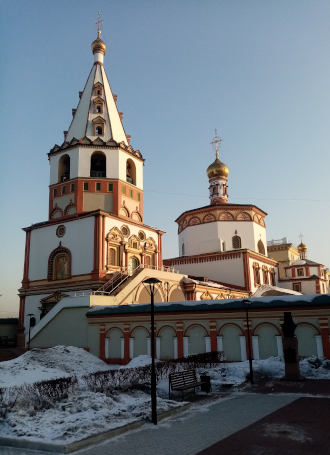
[91, 31, 106, 55]
[206, 158, 229, 179]
[297, 242, 307, 252]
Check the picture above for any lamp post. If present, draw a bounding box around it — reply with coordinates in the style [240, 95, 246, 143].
[242, 299, 254, 384]
[27, 313, 35, 350]
[142, 277, 161, 425]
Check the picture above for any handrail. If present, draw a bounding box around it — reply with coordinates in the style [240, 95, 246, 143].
[92, 264, 179, 296]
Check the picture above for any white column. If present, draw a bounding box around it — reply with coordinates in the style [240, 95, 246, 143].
[315, 335, 324, 359]
[173, 337, 178, 359]
[105, 338, 110, 359]
[217, 336, 224, 352]
[183, 337, 189, 357]
[252, 336, 260, 360]
[156, 337, 160, 359]
[205, 337, 211, 353]
[129, 337, 134, 358]
[276, 336, 283, 359]
[120, 338, 124, 359]
[147, 337, 151, 357]
[240, 336, 247, 361]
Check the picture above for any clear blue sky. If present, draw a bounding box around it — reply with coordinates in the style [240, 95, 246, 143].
[1, 0, 330, 316]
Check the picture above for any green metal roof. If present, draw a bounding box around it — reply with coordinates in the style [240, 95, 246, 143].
[87, 294, 330, 317]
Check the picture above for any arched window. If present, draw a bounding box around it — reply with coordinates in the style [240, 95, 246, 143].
[182, 243, 185, 256]
[232, 235, 241, 249]
[90, 152, 106, 177]
[95, 125, 103, 135]
[109, 248, 118, 266]
[258, 240, 265, 255]
[48, 247, 71, 281]
[58, 155, 70, 182]
[126, 159, 136, 185]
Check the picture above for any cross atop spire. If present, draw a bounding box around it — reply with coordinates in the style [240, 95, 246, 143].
[299, 233, 304, 244]
[211, 129, 222, 160]
[96, 11, 103, 39]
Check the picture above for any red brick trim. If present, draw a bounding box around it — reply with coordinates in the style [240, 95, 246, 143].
[22, 230, 31, 288]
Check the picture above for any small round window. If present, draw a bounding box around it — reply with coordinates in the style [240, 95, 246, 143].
[121, 225, 130, 237]
[56, 225, 66, 238]
[138, 231, 146, 241]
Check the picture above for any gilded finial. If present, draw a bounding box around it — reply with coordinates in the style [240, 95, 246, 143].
[91, 12, 106, 57]
[211, 129, 222, 160]
[96, 11, 103, 39]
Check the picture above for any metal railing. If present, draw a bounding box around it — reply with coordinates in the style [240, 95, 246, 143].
[92, 264, 179, 296]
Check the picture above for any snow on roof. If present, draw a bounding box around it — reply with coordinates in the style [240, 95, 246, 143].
[0, 346, 111, 388]
[88, 293, 330, 317]
[252, 284, 301, 297]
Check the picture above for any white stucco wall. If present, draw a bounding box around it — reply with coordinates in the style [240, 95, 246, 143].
[50, 147, 143, 190]
[173, 255, 245, 287]
[179, 220, 267, 257]
[28, 216, 94, 280]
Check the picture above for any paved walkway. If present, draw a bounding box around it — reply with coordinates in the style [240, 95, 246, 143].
[198, 397, 330, 455]
[0, 394, 296, 455]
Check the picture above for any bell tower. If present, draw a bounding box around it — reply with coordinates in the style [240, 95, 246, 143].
[47, 24, 144, 223]
[206, 131, 229, 205]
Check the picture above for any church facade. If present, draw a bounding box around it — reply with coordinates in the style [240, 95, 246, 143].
[164, 135, 278, 294]
[18, 29, 330, 363]
[18, 30, 248, 347]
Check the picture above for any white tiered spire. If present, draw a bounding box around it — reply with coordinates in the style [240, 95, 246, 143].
[66, 30, 128, 145]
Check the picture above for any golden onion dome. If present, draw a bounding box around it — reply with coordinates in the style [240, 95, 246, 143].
[91, 30, 106, 55]
[206, 157, 229, 179]
[297, 242, 307, 252]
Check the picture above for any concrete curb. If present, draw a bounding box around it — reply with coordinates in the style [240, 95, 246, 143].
[0, 403, 191, 454]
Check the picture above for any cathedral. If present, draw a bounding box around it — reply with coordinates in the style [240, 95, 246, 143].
[17, 29, 330, 363]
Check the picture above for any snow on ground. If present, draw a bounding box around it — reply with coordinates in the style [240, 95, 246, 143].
[1, 389, 179, 444]
[0, 346, 113, 387]
[0, 348, 330, 444]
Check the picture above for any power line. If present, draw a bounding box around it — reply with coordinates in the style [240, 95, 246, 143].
[144, 189, 330, 203]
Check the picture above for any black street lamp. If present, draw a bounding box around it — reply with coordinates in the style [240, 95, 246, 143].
[142, 277, 161, 425]
[242, 299, 254, 384]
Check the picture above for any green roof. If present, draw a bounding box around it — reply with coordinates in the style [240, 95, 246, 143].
[87, 294, 330, 317]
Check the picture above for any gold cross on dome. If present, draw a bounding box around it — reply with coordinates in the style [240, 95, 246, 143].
[211, 129, 222, 159]
[96, 11, 103, 38]
[299, 233, 304, 244]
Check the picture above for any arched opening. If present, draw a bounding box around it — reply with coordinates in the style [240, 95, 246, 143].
[126, 159, 136, 185]
[186, 326, 207, 356]
[48, 247, 71, 281]
[168, 288, 185, 302]
[158, 326, 176, 360]
[258, 240, 265, 255]
[137, 286, 163, 304]
[58, 155, 70, 183]
[128, 256, 140, 274]
[296, 324, 318, 357]
[105, 328, 123, 359]
[221, 325, 242, 361]
[255, 324, 279, 359]
[232, 235, 241, 249]
[90, 152, 106, 177]
[132, 327, 149, 357]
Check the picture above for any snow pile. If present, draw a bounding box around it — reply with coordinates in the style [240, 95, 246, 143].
[300, 357, 330, 379]
[0, 346, 113, 387]
[1, 389, 178, 443]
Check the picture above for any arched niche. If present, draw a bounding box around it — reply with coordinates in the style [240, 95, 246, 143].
[90, 151, 106, 178]
[58, 155, 70, 183]
[126, 159, 136, 185]
[48, 246, 72, 281]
